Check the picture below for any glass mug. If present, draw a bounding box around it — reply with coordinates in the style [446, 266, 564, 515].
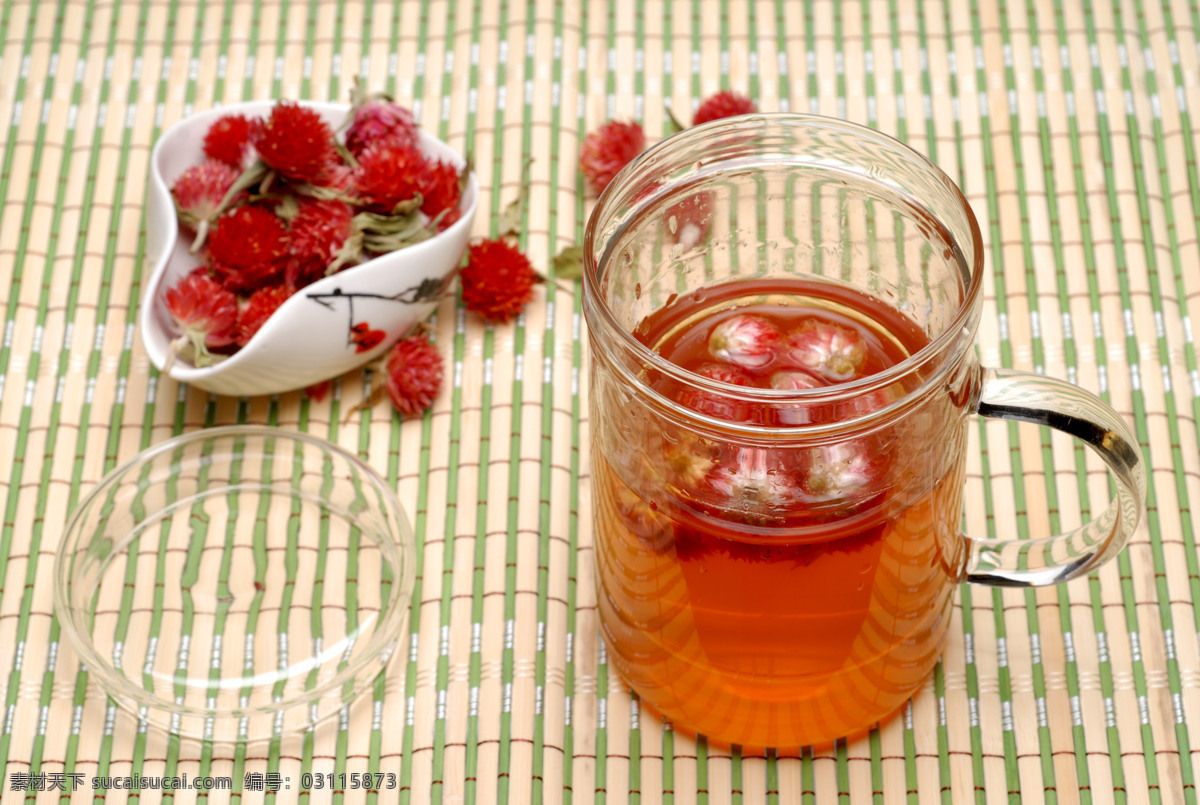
[582, 115, 1145, 748]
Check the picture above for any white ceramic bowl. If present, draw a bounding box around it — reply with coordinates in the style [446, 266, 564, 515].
[140, 100, 477, 396]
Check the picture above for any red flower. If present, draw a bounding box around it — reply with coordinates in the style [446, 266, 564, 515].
[206, 204, 290, 292]
[345, 100, 419, 158]
[460, 239, 539, 323]
[693, 91, 757, 125]
[677, 362, 756, 421]
[385, 333, 444, 415]
[785, 320, 865, 381]
[708, 314, 782, 369]
[164, 270, 239, 367]
[285, 198, 355, 289]
[420, 159, 463, 230]
[352, 142, 426, 213]
[254, 101, 339, 184]
[304, 380, 331, 401]
[579, 120, 645, 195]
[171, 160, 244, 230]
[204, 114, 260, 169]
[236, 284, 292, 346]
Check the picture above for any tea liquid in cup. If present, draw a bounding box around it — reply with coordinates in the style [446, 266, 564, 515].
[583, 115, 1145, 748]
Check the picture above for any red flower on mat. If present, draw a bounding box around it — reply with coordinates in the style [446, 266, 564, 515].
[255, 101, 339, 184]
[460, 238, 539, 323]
[385, 333, 444, 415]
[693, 91, 757, 125]
[579, 120, 646, 194]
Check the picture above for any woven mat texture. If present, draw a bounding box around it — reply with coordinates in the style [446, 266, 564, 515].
[1, 0, 1199, 802]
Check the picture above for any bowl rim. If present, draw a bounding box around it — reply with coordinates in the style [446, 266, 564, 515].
[52, 424, 415, 724]
[140, 98, 479, 383]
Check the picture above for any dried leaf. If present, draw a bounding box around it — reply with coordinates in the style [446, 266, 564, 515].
[551, 244, 586, 280]
[498, 156, 535, 237]
[343, 381, 388, 424]
[665, 104, 686, 135]
[273, 193, 301, 223]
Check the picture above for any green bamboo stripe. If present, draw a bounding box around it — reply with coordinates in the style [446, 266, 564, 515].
[213, 0, 235, 104]
[657, 9, 677, 798]
[0, 7, 53, 774]
[1106, 2, 1197, 797]
[527, 0, 553, 799]
[935, 3, 987, 798]
[1081, 3, 1170, 799]
[995, 6, 1062, 800]
[1155, 0, 1200, 643]
[430, 27, 467, 802]
[961, 3, 1025, 802]
[913, 10, 952, 802]
[451, 0, 490, 797]
[563, 1, 591, 799]
[11, 0, 102, 797]
[2, 0, 138, 790]
[831, 7, 851, 801]
[594, 1, 621, 798]
[96, 0, 185, 795]
[495, 2, 527, 797]
[397, 0, 439, 795]
[241, 0, 265, 101]
[1044, 2, 1130, 799]
[1019, 0, 1097, 799]
[1174, 0, 1200, 516]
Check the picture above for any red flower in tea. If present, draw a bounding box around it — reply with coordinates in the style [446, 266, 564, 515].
[677, 362, 756, 421]
[786, 320, 866, 381]
[708, 314, 781, 370]
[799, 443, 876, 502]
[706, 447, 802, 513]
[769, 369, 825, 426]
[663, 432, 719, 488]
[770, 369, 823, 390]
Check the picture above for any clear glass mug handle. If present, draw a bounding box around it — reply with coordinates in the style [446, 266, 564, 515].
[965, 368, 1147, 587]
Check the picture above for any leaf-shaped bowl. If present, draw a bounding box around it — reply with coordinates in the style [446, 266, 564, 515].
[140, 100, 477, 396]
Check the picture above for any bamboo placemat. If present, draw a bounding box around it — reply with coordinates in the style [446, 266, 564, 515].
[0, 0, 1198, 802]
